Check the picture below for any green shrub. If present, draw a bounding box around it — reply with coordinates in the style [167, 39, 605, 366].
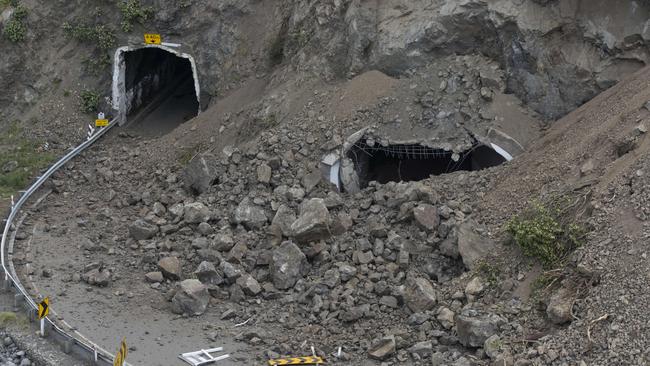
[62, 22, 116, 51]
[0, 0, 18, 10]
[83, 54, 112, 75]
[506, 200, 585, 267]
[79, 90, 100, 113]
[117, 0, 153, 32]
[475, 260, 501, 288]
[2, 4, 28, 43]
[177, 0, 192, 8]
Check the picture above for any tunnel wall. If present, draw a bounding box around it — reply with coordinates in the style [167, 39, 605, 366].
[112, 45, 201, 125]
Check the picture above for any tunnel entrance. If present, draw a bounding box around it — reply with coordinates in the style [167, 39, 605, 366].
[346, 141, 507, 188]
[113, 46, 200, 137]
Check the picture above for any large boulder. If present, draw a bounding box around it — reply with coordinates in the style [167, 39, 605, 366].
[194, 261, 223, 285]
[546, 287, 575, 324]
[456, 309, 505, 347]
[270, 241, 308, 290]
[457, 221, 496, 270]
[413, 204, 440, 232]
[128, 219, 158, 240]
[82, 268, 111, 287]
[271, 205, 296, 237]
[182, 153, 221, 195]
[367, 335, 396, 360]
[236, 274, 262, 296]
[184, 202, 211, 224]
[233, 199, 267, 230]
[158, 256, 182, 280]
[171, 279, 210, 316]
[404, 277, 437, 312]
[290, 198, 331, 243]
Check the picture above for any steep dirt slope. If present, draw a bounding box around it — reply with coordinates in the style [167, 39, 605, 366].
[477, 66, 650, 365]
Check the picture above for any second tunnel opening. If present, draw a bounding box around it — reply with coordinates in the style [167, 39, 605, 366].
[347, 141, 507, 188]
[123, 47, 199, 137]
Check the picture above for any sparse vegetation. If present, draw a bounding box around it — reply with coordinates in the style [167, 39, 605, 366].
[475, 259, 501, 288]
[79, 90, 101, 113]
[177, 0, 192, 8]
[62, 22, 116, 50]
[0, 0, 18, 8]
[506, 198, 586, 268]
[117, 0, 154, 32]
[83, 54, 112, 75]
[261, 113, 278, 128]
[0, 122, 54, 198]
[2, 3, 28, 43]
[178, 143, 206, 165]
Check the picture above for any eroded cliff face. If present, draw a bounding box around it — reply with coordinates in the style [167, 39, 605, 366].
[0, 0, 648, 133]
[278, 0, 650, 119]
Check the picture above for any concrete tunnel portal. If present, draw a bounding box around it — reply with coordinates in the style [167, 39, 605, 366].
[113, 46, 201, 137]
[321, 130, 518, 193]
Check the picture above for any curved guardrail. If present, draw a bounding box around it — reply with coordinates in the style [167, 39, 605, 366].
[1, 119, 127, 365]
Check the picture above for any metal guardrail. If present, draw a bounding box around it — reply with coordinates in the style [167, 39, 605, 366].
[1, 119, 127, 365]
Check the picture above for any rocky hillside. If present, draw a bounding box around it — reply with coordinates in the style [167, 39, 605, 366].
[1, 0, 650, 365]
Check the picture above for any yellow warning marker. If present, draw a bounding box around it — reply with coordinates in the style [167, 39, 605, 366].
[144, 33, 162, 45]
[95, 119, 109, 127]
[113, 338, 128, 366]
[37, 297, 49, 337]
[268, 356, 325, 365]
[37, 297, 49, 320]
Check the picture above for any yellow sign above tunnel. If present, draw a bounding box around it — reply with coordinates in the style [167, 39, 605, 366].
[144, 33, 161, 45]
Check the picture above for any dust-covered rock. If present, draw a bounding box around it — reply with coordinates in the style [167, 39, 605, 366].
[128, 219, 158, 240]
[546, 287, 575, 325]
[456, 309, 504, 347]
[182, 153, 220, 194]
[457, 221, 496, 270]
[184, 202, 211, 224]
[233, 198, 267, 230]
[413, 204, 439, 232]
[404, 277, 437, 312]
[270, 241, 308, 290]
[367, 335, 396, 360]
[171, 279, 210, 316]
[158, 256, 182, 280]
[291, 198, 331, 243]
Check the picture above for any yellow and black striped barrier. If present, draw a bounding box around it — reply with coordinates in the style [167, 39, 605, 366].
[268, 356, 325, 365]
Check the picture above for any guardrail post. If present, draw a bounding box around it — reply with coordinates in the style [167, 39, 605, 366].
[63, 338, 75, 354]
[93, 346, 99, 365]
[13, 293, 23, 310]
[1, 276, 10, 292]
[28, 308, 36, 323]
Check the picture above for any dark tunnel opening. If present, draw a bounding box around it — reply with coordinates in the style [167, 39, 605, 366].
[124, 48, 198, 137]
[347, 141, 507, 188]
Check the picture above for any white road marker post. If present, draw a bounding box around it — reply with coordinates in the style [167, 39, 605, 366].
[40, 317, 45, 337]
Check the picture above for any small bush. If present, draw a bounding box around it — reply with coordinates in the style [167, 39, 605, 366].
[2, 4, 28, 43]
[177, 0, 192, 8]
[117, 0, 154, 32]
[475, 260, 501, 288]
[0, 0, 18, 8]
[506, 200, 585, 267]
[83, 54, 112, 75]
[62, 22, 116, 51]
[79, 90, 100, 113]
